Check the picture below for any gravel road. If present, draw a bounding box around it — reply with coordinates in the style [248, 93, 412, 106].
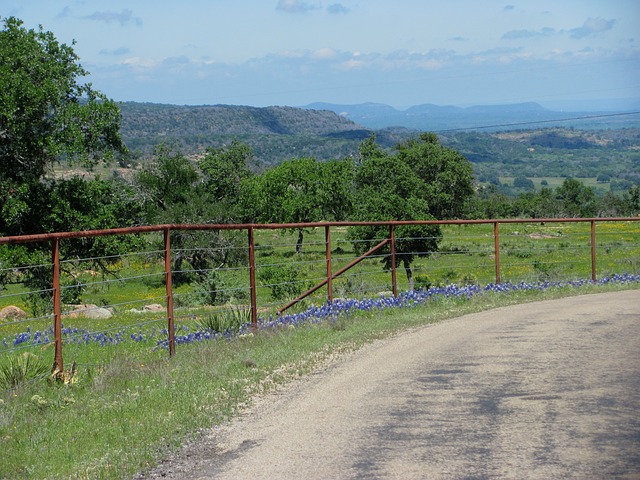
[140, 290, 640, 479]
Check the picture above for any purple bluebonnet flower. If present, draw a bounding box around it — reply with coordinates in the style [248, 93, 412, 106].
[3, 274, 638, 352]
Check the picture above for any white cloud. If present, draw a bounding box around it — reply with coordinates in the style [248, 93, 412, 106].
[100, 47, 131, 56]
[502, 18, 616, 43]
[336, 58, 368, 70]
[121, 57, 157, 70]
[92, 37, 638, 107]
[276, 0, 320, 14]
[84, 9, 142, 27]
[502, 27, 556, 40]
[57, 6, 71, 19]
[312, 47, 338, 59]
[570, 17, 615, 39]
[327, 3, 350, 15]
[275, 50, 307, 59]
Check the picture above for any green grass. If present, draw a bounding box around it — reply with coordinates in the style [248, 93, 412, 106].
[1, 281, 638, 479]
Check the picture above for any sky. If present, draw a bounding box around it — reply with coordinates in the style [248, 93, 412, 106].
[2, 0, 640, 110]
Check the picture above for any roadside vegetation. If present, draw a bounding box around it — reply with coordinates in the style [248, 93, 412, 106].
[2, 276, 639, 479]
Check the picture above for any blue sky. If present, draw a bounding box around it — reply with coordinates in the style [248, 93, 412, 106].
[2, 0, 639, 110]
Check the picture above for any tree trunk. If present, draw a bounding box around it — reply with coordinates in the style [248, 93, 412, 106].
[172, 254, 185, 285]
[403, 258, 414, 291]
[296, 228, 304, 254]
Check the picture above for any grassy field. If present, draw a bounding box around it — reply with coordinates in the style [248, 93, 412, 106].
[2, 221, 638, 307]
[0, 220, 639, 478]
[1, 221, 639, 354]
[499, 176, 605, 190]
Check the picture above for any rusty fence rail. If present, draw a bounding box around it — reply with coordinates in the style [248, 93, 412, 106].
[1, 217, 639, 373]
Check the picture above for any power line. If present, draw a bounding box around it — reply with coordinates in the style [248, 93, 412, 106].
[434, 111, 640, 133]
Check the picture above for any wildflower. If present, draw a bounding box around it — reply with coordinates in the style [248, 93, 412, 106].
[30, 395, 47, 407]
[3, 274, 639, 353]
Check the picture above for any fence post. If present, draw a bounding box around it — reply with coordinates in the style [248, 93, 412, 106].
[591, 220, 597, 282]
[248, 226, 258, 329]
[325, 225, 333, 303]
[163, 228, 175, 357]
[390, 225, 397, 296]
[494, 222, 501, 284]
[52, 238, 63, 372]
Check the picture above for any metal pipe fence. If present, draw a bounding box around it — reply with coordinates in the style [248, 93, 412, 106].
[1, 218, 638, 374]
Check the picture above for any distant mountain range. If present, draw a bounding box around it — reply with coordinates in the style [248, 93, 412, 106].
[302, 101, 639, 131]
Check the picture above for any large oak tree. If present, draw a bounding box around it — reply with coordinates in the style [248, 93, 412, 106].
[0, 16, 126, 235]
[348, 133, 474, 289]
[0, 17, 136, 311]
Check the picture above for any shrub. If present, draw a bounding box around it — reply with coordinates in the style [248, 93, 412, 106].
[197, 306, 251, 334]
[0, 352, 50, 389]
[258, 265, 303, 300]
[533, 259, 559, 280]
[460, 273, 479, 286]
[513, 176, 535, 190]
[414, 274, 432, 290]
[333, 275, 366, 298]
[440, 268, 459, 285]
[192, 270, 249, 307]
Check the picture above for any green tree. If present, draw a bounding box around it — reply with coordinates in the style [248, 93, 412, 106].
[468, 184, 514, 219]
[316, 158, 355, 222]
[513, 176, 535, 190]
[240, 157, 354, 252]
[134, 145, 201, 221]
[134, 147, 245, 288]
[348, 191, 440, 291]
[555, 178, 597, 217]
[395, 132, 475, 219]
[357, 133, 387, 161]
[0, 17, 140, 310]
[0, 177, 144, 313]
[512, 187, 559, 218]
[134, 146, 244, 286]
[622, 185, 640, 216]
[348, 145, 440, 290]
[199, 141, 254, 220]
[0, 17, 125, 187]
[347, 133, 473, 289]
[0, 16, 133, 240]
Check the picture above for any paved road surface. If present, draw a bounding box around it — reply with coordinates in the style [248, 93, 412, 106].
[142, 290, 640, 479]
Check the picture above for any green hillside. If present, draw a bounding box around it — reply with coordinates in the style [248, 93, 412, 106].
[120, 102, 376, 164]
[118, 102, 640, 191]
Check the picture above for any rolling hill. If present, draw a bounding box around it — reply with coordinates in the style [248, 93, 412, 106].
[119, 102, 406, 163]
